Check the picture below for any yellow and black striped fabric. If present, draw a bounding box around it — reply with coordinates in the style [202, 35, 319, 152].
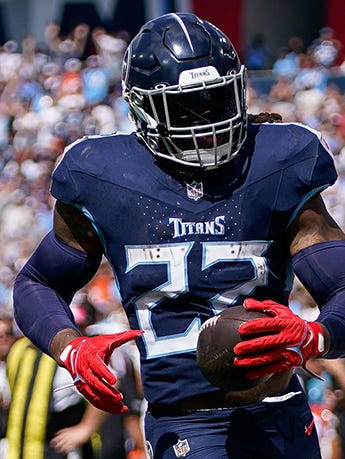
[5, 337, 56, 459]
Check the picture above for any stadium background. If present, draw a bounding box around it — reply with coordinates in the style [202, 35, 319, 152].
[0, 0, 344, 61]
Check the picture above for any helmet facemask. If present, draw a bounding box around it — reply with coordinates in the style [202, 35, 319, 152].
[124, 65, 247, 170]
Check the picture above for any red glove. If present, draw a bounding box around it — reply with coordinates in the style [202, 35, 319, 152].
[233, 299, 326, 379]
[59, 330, 143, 414]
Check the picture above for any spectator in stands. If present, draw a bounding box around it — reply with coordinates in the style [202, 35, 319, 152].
[245, 33, 274, 70]
[5, 336, 104, 459]
[0, 316, 16, 457]
[4, 301, 105, 459]
[308, 27, 343, 68]
[272, 46, 300, 80]
[82, 54, 110, 106]
[90, 27, 128, 85]
[288, 36, 305, 57]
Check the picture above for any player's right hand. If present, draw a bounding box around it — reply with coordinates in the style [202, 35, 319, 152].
[59, 330, 143, 414]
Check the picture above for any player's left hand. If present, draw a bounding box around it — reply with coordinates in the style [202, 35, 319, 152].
[233, 299, 326, 378]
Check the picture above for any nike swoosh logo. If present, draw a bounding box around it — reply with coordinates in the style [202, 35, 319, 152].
[305, 418, 315, 436]
[302, 331, 313, 349]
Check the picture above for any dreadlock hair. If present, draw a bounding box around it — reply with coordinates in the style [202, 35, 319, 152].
[248, 112, 283, 123]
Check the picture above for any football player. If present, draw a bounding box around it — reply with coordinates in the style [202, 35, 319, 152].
[13, 12, 345, 459]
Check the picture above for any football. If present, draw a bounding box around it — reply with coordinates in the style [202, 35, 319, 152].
[196, 304, 269, 391]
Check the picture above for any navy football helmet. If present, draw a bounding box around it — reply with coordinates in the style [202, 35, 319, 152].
[122, 12, 247, 169]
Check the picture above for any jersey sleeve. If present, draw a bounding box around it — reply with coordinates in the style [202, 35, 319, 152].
[51, 135, 110, 204]
[277, 127, 337, 226]
[51, 140, 85, 203]
[51, 134, 126, 204]
[299, 130, 336, 190]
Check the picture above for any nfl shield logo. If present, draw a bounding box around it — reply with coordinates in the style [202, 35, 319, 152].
[173, 438, 190, 457]
[186, 181, 203, 201]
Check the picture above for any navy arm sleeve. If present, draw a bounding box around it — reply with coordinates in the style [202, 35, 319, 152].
[13, 231, 102, 355]
[292, 240, 345, 358]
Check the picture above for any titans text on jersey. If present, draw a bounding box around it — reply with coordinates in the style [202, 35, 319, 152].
[169, 216, 225, 238]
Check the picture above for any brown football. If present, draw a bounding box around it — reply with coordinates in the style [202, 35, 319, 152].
[196, 304, 270, 391]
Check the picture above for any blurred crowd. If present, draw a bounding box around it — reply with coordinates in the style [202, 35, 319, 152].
[0, 21, 133, 319]
[246, 27, 345, 234]
[0, 21, 145, 459]
[2, 21, 345, 458]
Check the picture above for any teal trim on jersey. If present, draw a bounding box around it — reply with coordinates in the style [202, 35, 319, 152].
[285, 184, 329, 230]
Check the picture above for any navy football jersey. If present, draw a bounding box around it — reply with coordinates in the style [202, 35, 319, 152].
[51, 122, 337, 405]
